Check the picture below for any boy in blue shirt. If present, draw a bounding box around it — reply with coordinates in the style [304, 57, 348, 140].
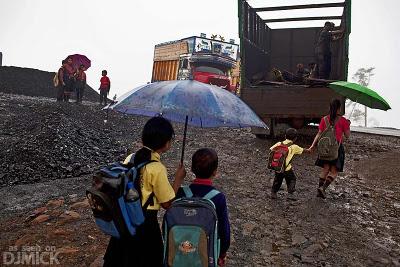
[176, 148, 230, 266]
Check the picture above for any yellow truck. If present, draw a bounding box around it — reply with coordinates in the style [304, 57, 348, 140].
[152, 35, 240, 92]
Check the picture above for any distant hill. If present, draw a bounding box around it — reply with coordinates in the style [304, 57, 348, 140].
[0, 66, 99, 102]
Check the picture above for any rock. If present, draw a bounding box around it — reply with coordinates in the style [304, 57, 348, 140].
[31, 214, 50, 224]
[47, 199, 64, 208]
[362, 192, 371, 198]
[58, 246, 80, 254]
[70, 199, 89, 210]
[69, 194, 78, 199]
[321, 242, 329, 248]
[378, 258, 390, 265]
[242, 222, 257, 236]
[293, 251, 302, 260]
[392, 259, 400, 266]
[292, 234, 307, 246]
[63, 210, 81, 219]
[301, 256, 314, 264]
[89, 255, 104, 267]
[33, 206, 47, 215]
[304, 243, 322, 256]
[52, 229, 70, 236]
[15, 234, 37, 247]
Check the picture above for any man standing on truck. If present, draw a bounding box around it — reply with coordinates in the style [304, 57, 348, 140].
[315, 22, 344, 79]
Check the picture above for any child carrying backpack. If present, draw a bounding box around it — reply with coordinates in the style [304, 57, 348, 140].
[98, 117, 186, 267]
[165, 148, 230, 267]
[309, 99, 351, 199]
[268, 128, 310, 199]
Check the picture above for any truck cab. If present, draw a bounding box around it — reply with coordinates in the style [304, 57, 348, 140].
[152, 35, 240, 92]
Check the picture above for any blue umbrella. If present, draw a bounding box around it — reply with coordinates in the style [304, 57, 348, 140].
[109, 80, 267, 162]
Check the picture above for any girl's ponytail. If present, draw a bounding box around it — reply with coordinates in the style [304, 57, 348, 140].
[329, 99, 341, 124]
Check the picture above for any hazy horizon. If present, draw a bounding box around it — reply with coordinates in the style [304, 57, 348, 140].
[0, 0, 399, 128]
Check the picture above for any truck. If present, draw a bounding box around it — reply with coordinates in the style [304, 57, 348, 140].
[238, 0, 351, 137]
[151, 35, 240, 92]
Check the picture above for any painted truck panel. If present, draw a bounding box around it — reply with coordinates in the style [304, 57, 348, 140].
[152, 36, 240, 92]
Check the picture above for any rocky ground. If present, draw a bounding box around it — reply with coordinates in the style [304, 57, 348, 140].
[0, 92, 399, 266]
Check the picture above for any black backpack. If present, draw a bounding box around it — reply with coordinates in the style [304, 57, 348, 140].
[86, 159, 155, 238]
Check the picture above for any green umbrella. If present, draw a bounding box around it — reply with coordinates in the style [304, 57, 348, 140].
[328, 81, 391, 111]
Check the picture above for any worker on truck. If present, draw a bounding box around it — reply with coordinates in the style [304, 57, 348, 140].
[315, 22, 344, 79]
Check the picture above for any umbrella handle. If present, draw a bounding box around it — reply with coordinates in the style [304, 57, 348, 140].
[180, 116, 188, 164]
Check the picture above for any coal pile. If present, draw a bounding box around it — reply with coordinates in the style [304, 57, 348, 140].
[0, 93, 146, 187]
[0, 66, 99, 102]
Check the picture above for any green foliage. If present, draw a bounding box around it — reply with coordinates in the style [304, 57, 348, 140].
[347, 67, 376, 126]
[352, 67, 375, 87]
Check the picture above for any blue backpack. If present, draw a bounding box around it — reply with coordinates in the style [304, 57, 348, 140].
[163, 186, 220, 267]
[86, 160, 155, 239]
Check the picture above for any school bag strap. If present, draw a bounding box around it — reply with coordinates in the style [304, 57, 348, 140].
[181, 186, 220, 200]
[203, 189, 220, 200]
[182, 186, 193, 198]
[127, 159, 158, 211]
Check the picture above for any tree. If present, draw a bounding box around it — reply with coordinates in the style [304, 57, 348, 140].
[348, 67, 375, 127]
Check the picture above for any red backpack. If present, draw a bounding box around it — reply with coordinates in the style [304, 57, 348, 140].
[267, 142, 293, 173]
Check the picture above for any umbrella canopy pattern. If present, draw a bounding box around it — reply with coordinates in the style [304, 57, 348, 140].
[66, 54, 91, 70]
[328, 81, 391, 111]
[110, 80, 267, 128]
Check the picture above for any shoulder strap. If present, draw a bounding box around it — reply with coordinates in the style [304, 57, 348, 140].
[182, 186, 193, 198]
[142, 192, 155, 211]
[323, 116, 330, 127]
[131, 160, 158, 210]
[203, 189, 220, 200]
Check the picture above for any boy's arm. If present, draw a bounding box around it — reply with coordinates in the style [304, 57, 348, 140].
[216, 194, 230, 260]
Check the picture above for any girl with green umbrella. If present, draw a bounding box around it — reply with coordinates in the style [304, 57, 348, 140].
[309, 99, 351, 199]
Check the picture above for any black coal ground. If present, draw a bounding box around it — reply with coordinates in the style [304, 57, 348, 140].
[0, 92, 399, 266]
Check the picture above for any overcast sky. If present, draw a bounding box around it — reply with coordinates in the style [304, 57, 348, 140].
[0, 0, 399, 128]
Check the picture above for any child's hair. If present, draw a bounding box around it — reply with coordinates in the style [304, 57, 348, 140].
[102, 70, 107, 75]
[329, 98, 341, 123]
[191, 148, 218, 179]
[285, 128, 298, 141]
[133, 117, 175, 166]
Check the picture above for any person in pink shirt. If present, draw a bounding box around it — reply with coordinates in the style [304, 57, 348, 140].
[309, 99, 351, 199]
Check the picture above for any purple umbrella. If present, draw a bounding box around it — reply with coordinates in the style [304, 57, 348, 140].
[66, 54, 91, 70]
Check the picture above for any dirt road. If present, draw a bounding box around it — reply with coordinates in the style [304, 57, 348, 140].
[0, 93, 399, 266]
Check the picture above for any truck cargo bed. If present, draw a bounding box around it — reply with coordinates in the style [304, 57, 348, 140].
[241, 84, 344, 119]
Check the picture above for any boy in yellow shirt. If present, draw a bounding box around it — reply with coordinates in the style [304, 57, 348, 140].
[270, 128, 310, 199]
